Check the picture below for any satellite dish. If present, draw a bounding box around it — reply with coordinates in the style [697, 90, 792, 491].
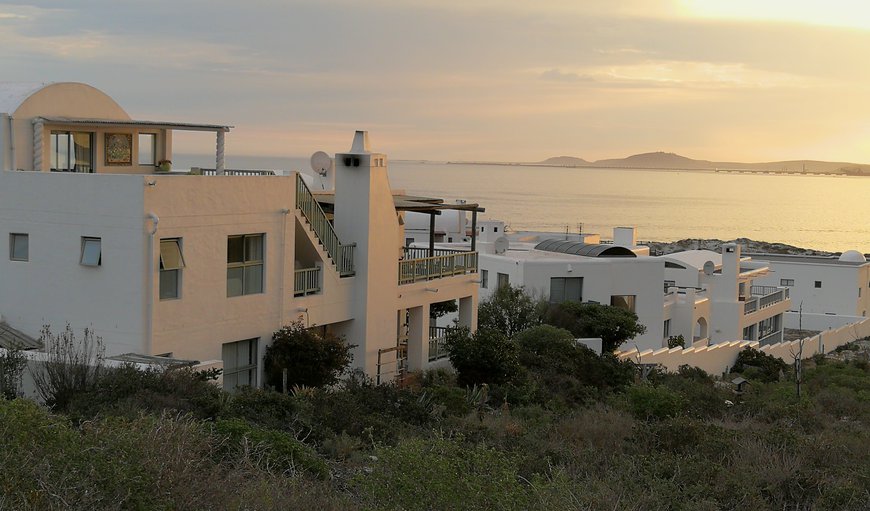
[493, 236, 509, 255]
[310, 151, 332, 177]
[703, 260, 715, 276]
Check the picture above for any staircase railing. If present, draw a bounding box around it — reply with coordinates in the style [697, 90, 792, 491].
[295, 173, 355, 277]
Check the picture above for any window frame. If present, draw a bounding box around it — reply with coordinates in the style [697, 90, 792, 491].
[159, 238, 186, 300]
[9, 233, 28, 262]
[814, 280, 822, 288]
[222, 338, 258, 390]
[480, 269, 488, 289]
[50, 131, 95, 173]
[549, 276, 583, 304]
[227, 234, 265, 297]
[138, 132, 157, 166]
[496, 272, 509, 289]
[780, 278, 795, 287]
[610, 294, 637, 313]
[80, 237, 102, 267]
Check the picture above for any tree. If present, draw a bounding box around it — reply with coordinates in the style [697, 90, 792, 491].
[667, 335, 686, 349]
[0, 346, 27, 400]
[32, 324, 105, 410]
[544, 302, 647, 352]
[429, 299, 458, 321]
[443, 327, 521, 387]
[263, 321, 354, 390]
[477, 284, 544, 338]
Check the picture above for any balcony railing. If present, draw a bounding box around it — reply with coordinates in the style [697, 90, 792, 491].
[744, 286, 789, 314]
[399, 251, 478, 285]
[198, 168, 277, 176]
[295, 173, 355, 277]
[294, 267, 321, 296]
[428, 326, 451, 362]
[403, 247, 471, 259]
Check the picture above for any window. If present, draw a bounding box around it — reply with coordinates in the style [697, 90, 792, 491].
[663, 319, 671, 339]
[814, 280, 822, 288]
[758, 314, 781, 340]
[610, 295, 636, 313]
[222, 338, 258, 390]
[50, 131, 93, 172]
[9, 233, 28, 261]
[138, 133, 156, 166]
[80, 237, 101, 266]
[227, 234, 264, 297]
[159, 238, 185, 300]
[497, 272, 509, 289]
[480, 269, 488, 289]
[663, 280, 675, 293]
[549, 277, 583, 303]
[780, 279, 795, 287]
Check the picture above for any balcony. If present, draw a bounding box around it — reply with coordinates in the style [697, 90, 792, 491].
[398, 248, 478, 285]
[744, 285, 789, 315]
[428, 326, 450, 362]
[293, 267, 321, 296]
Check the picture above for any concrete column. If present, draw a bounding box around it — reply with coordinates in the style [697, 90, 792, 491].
[458, 295, 477, 330]
[216, 130, 225, 175]
[32, 119, 44, 172]
[406, 305, 430, 372]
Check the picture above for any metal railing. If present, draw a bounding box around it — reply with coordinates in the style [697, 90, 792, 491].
[293, 267, 321, 296]
[744, 287, 789, 314]
[295, 173, 355, 277]
[750, 285, 779, 297]
[198, 168, 277, 176]
[428, 326, 450, 362]
[403, 247, 470, 259]
[398, 251, 478, 285]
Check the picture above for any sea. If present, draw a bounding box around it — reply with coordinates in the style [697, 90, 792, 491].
[174, 154, 870, 254]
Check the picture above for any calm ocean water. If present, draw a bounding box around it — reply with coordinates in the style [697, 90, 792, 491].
[175, 154, 870, 253]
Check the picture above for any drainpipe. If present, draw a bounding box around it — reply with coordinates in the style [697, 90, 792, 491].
[9, 115, 16, 171]
[280, 208, 290, 328]
[0, 113, 6, 170]
[145, 212, 159, 355]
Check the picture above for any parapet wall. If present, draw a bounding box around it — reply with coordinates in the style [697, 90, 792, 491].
[617, 318, 870, 376]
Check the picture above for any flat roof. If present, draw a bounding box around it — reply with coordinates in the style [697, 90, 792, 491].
[747, 252, 869, 266]
[38, 116, 232, 132]
[312, 191, 484, 213]
[107, 353, 199, 368]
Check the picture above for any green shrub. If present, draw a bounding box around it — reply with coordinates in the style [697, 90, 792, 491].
[263, 321, 354, 390]
[214, 418, 329, 478]
[444, 327, 522, 387]
[625, 383, 687, 420]
[220, 386, 298, 432]
[543, 301, 647, 352]
[355, 435, 536, 510]
[732, 347, 788, 382]
[477, 284, 544, 338]
[0, 346, 27, 399]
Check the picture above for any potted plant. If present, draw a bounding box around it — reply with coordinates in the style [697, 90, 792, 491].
[157, 159, 172, 172]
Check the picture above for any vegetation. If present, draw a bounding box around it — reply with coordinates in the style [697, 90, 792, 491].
[477, 284, 544, 338]
[263, 321, 354, 390]
[544, 301, 647, 352]
[5, 321, 870, 509]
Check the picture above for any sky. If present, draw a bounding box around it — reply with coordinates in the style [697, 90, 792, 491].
[2, 0, 870, 162]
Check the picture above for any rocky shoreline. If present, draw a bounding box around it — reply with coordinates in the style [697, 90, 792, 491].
[646, 238, 837, 257]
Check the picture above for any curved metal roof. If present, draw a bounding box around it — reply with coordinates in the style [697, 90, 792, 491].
[534, 239, 637, 257]
[0, 82, 52, 114]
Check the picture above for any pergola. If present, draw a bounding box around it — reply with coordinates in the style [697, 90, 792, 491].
[33, 116, 233, 173]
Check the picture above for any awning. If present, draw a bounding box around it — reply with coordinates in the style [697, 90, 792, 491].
[312, 191, 485, 213]
[36, 116, 232, 132]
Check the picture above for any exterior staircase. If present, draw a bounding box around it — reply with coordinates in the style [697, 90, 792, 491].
[295, 173, 355, 277]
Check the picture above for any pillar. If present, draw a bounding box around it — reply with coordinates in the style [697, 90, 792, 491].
[216, 130, 225, 175]
[32, 119, 44, 172]
[406, 305, 430, 372]
[458, 296, 477, 331]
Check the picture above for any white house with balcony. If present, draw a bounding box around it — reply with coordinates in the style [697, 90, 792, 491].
[748, 250, 870, 330]
[420, 219, 790, 351]
[0, 82, 480, 388]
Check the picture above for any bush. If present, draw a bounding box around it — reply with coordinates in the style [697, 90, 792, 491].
[625, 384, 686, 420]
[0, 346, 27, 399]
[444, 327, 522, 387]
[667, 335, 686, 349]
[263, 321, 354, 390]
[478, 284, 544, 338]
[32, 324, 105, 410]
[355, 435, 537, 510]
[544, 302, 646, 352]
[65, 365, 222, 421]
[220, 386, 299, 432]
[213, 418, 329, 479]
[732, 347, 788, 382]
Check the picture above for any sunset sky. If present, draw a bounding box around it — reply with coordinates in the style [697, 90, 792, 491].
[2, 0, 869, 162]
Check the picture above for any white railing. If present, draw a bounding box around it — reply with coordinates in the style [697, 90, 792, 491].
[295, 173, 355, 277]
[198, 168, 277, 176]
[398, 251, 478, 285]
[428, 326, 450, 362]
[744, 287, 789, 314]
[294, 267, 321, 296]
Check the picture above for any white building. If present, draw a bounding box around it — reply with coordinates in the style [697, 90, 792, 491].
[749, 250, 870, 330]
[0, 82, 480, 388]
[431, 220, 790, 351]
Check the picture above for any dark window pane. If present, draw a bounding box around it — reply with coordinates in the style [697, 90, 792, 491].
[227, 236, 244, 263]
[244, 264, 263, 294]
[245, 235, 263, 262]
[159, 269, 179, 299]
[227, 267, 244, 296]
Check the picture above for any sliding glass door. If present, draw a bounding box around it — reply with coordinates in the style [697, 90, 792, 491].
[50, 131, 94, 172]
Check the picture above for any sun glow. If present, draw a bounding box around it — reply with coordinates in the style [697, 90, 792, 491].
[681, 0, 870, 31]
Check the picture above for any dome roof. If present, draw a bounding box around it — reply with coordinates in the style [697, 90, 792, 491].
[0, 82, 52, 114]
[838, 250, 867, 263]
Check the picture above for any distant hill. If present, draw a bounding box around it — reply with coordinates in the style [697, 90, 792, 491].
[536, 151, 870, 175]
